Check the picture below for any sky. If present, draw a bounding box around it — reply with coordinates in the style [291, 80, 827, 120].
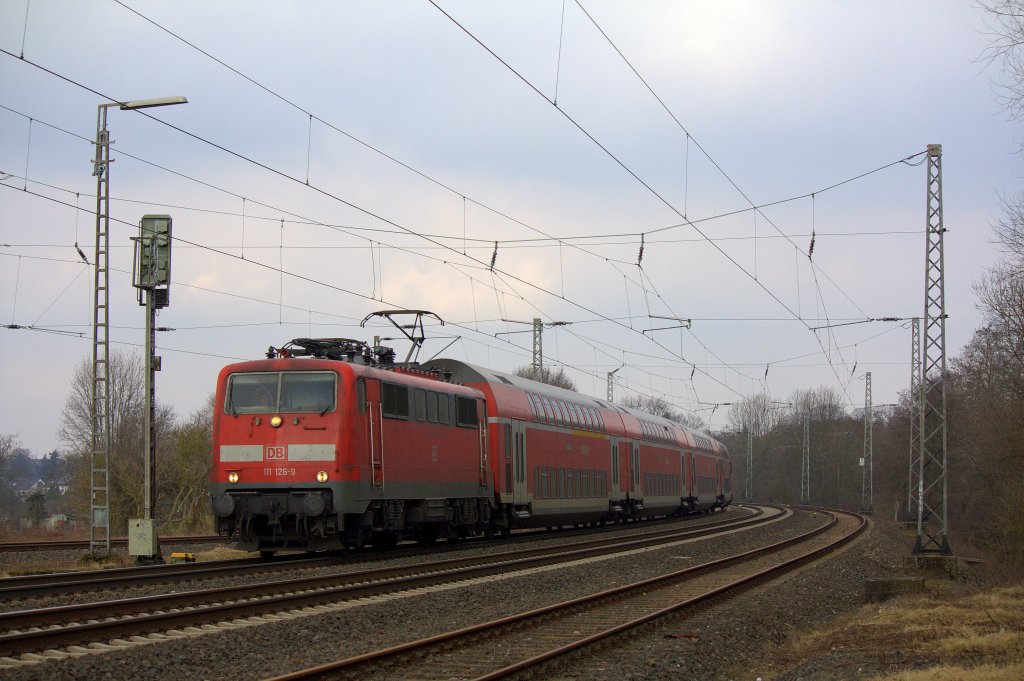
[0, 1, 1018, 457]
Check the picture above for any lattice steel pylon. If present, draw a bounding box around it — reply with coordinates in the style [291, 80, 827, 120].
[915, 144, 951, 555]
[862, 372, 873, 512]
[907, 317, 922, 518]
[801, 413, 810, 503]
[532, 318, 543, 373]
[90, 104, 115, 556]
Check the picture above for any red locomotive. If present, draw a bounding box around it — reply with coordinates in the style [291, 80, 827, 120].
[210, 338, 732, 554]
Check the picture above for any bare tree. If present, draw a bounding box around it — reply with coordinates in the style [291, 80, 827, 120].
[619, 394, 676, 419]
[513, 365, 578, 391]
[726, 392, 783, 437]
[618, 394, 708, 431]
[58, 351, 175, 535]
[159, 396, 214, 533]
[981, 1, 1024, 118]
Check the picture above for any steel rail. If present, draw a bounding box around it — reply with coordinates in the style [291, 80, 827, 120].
[0, 508, 750, 600]
[266, 508, 864, 681]
[0, 507, 775, 657]
[0, 535, 221, 552]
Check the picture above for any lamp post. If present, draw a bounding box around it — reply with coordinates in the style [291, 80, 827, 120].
[90, 97, 187, 559]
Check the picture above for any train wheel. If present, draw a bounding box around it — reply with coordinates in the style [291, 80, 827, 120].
[415, 526, 438, 545]
[371, 531, 399, 550]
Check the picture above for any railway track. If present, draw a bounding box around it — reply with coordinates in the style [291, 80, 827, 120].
[0, 507, 747, 602]
[0, 535, 222, 552]
[0, 506, 778, 664]
[268, 507, 865, 681]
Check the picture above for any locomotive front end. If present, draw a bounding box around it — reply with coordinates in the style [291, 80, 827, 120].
[210, 360, 349, 553]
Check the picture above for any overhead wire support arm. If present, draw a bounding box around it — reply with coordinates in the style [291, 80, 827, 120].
[642, 314, 692, 335]
[807, 317, 904, 331]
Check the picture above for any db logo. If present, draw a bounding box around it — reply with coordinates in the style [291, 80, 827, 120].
[265, 445, 286, 461]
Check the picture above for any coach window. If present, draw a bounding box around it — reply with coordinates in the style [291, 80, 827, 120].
[547, 398, 560, 426]
[569, 403, 582, 429]
[438, 394, 450, 424]
[541, 397, 555, 424]
[557, 400, 569, 427]
[382, 382, 409, 419]
[558, 468, 566, 498]
[455, 396, 478, 428]
[556, 400, 571, 427]
[566, 469, 574, 498]
[581, 406, 593, 431]
[504, 425, 512, 461]
[526, 393, 539, 420]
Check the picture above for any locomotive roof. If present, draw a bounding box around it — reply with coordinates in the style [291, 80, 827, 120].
[219, 356, 485, 396]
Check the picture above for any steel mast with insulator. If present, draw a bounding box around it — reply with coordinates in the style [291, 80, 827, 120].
[861, 371, 873, 512]
[915, 144, 951, 555]
[801, 413, 810, 504]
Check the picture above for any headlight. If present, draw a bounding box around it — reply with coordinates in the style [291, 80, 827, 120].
[270, 415, 283, 428]
[316, 471, 328, 483]
[228, 471, 239, 483]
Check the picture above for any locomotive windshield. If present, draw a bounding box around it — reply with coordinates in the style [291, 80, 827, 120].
[225, 371, 337, 414]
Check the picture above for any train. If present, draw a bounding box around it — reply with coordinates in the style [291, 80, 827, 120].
[209, 338, 732, 554]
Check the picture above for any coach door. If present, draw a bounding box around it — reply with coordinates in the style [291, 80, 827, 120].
[688, 450, 697, 497]
[511, 419, 528, 505]
[618, 441, 631, 497]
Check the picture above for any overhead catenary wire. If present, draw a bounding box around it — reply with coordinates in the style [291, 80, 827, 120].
[2, 140, 913, 413]
[0, 9, 922, 420]
[425, 3, 914, 403]
[0, 54, 752, 399]
[82, 5, 915, 367]
[3, 182, 728, 407]
[429, 0, 925, 408]
[0, 105, 925, 249]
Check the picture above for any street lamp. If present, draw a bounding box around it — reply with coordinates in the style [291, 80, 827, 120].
[90, 96, 187, 559]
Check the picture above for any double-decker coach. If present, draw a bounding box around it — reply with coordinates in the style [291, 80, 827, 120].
[426, 359, 732, 533]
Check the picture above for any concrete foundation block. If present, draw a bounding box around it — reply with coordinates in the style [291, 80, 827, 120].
[903, 553, 959, 579]
[864, 576, 926, 602]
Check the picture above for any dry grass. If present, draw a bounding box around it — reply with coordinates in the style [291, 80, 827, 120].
[193, 545, 254, 561]
[873, 662, 1024, 681]
[761, 583, 1024, 680]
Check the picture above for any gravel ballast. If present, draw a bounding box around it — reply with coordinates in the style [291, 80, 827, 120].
[0, 508, 910, 681]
